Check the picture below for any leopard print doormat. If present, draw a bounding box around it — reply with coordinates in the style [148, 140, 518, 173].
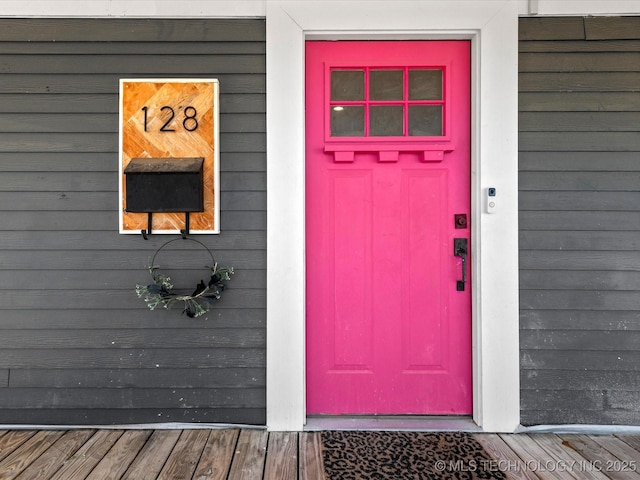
[321, 431, 506, 479]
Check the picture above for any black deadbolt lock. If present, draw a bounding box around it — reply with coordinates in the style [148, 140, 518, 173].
[454, 214, 467, 229]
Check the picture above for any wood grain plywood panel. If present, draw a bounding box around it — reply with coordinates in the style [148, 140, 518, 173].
[120, 79, 219, 234]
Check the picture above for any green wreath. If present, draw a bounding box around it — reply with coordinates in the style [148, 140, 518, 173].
[135, 238, 234, 318]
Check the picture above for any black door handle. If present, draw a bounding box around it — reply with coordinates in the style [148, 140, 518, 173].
[454, 238, 468, 291]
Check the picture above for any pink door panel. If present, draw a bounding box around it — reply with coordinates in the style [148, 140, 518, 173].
[306, 41, 471, 415]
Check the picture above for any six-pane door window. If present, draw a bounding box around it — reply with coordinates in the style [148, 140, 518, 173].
[330, 68, 444, 137]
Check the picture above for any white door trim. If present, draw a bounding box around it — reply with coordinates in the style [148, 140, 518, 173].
[266, 0, 520, 433]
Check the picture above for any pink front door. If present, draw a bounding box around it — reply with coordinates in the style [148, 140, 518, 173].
[306, 41, 471, 415]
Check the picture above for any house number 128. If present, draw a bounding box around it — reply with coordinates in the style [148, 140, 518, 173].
[141, 105, 199, 132]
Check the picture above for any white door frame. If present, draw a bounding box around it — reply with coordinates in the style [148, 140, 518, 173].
[267, 0, 521, 433]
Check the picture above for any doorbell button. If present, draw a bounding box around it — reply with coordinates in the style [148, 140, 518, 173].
[487, 187, 497, 213]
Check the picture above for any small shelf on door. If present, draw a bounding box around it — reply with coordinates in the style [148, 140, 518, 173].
[324, 143, 455, 163]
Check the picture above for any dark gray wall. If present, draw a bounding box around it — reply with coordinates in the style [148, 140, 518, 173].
[0, 19, 266, 425]
[520, 16, 640, 425]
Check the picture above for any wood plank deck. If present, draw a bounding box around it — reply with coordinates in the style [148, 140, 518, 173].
[1, 429, 640, 479]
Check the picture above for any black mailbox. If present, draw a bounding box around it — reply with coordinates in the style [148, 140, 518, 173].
[124, 157, 205, 213]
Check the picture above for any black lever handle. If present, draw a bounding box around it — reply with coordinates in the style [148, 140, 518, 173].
[454, 238, 468, 291]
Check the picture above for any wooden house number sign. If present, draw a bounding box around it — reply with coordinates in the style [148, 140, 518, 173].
[119, 79, 220, 234]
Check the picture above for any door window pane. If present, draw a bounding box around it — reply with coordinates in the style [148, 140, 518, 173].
[409, 105, 442, 136]
[409, 69, 442, 100]
[331, 70, 365, 101]
[331, 106, 365, 136]
[370, 70, 403, 101]
[370, 106, 403, 136]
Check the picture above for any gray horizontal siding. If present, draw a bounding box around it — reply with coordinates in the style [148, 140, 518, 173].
[519, 17, 640, 426]
[521, 270, 640, 290]
[10, 368, 266, 388]
[0, 19, 266, 425]
[520, 192, 640, 211]
[520, 40, 640, 53]
[0, 409, 265, 425]
[0, 75, 265, 94]
[521, 310, 640, 331]
[520, 92, 640, 111]
[0, 55, 266, 73]
[0, 349, 265, 369]
[520, 132, 640, 151]
[520, 151, 640, 171]
[584, 16, 640, 40]
[0, 269, 266, 292]
[0, 289, 266, 309]
[520, 16, 640, 41]
[0, 388, 265, 409]
[0, 42, 266, 55]
[520, 112, 640, 132]
[0, 309, 266, 330]
[520, 52, 640, 72]
[520, 72, 640, 92]
[521, 330, 640, 351]
[520, 212, 640, 230]
[521, 290, 640, 311]
[0, 18, 266, 42]
[519, 231, 640, 250]
[521, 351, 640, 372]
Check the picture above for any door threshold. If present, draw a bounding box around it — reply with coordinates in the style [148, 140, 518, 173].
[304, 415, 481, 432]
